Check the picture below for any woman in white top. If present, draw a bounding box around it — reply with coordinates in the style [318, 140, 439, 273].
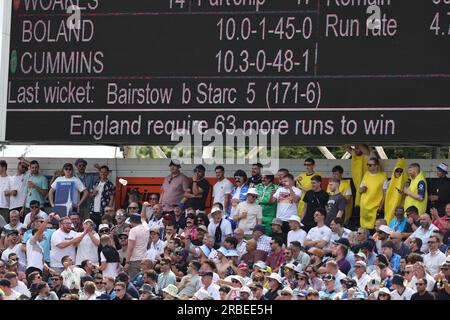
[75, 219, 100, 266]
[98, 234, 120, 279]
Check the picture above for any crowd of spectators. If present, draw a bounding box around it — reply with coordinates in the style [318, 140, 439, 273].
[0, 144, 449, 300]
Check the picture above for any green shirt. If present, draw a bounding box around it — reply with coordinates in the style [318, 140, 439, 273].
[25, 174, 48, 208]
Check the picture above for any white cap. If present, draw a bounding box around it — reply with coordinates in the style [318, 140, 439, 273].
[246, 188, 260, 197]
[437, 163, 448, 174]
[266, 273, 283, 284]
[211, 207, 222, 215]
[240, 286, 252, 295]
[377, 287, 391, 297]
[98, 224, 110, 231]
[193, 288, 210, 300]
[287, 215, 304, 226]
[356, 251, 367, 260]
[379, 225, 391, 235]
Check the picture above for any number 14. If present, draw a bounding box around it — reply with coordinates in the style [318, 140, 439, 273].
[169, 0, 185, 9]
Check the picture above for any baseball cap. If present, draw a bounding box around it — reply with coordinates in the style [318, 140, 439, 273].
[437, 163, 448, 174]
[245, 188, 260, 197]
[254, 261, 266, 269]
[197, 225, 208, 233]
[174, 202, 186, 209]
[332, 238, 350, 248]
[211, 207, 222, 215]
[139, 284, 153, 294]
[169, 159, 181, 167]
[395, 206, 405, 214]
[98, 224, 110, 231]
[284, 263, 296, 271]
[355, 261, 367, 268]
[6, 230, 19, 236]
[378, 225, 391, 234]
[163, 213, 172, 220]
[356, 251, 367, 260]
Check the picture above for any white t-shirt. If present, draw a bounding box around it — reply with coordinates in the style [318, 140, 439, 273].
[207, 219, 233, 241]
[330, 228, 352, 243]
[12, 281, 31, 298]
[100, 252, 119, 279]
[0, 176, 11, 209]
[9, 174, 28, 209]
[213, 178, 233, 207]
[306, 225, 332, 243]
[51, 176, 86, 206]
[234, 201, 262, 235]
[1, 243, 27, 266]
[93, 181, 105, 212]
[273, 187, 302, 221]
[287, 228, 307, 246]
[145, 239, 165, 262]
[50, 229, 78, 268]
[391, 287, 415, 300]
[26, 236, 45, 271]
[24, 210, 48, 227]
[3, 289, 20, 300]
[75, 232, 100, 265]
[202, 283, 221, 300]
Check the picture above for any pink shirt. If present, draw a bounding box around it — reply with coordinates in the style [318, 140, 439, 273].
[161, 173, 190, 210]
[128, 224, 150, 261]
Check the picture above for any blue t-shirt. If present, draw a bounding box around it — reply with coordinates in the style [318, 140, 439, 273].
[22, 228, 55, 263]
[389, 217, 408, 233]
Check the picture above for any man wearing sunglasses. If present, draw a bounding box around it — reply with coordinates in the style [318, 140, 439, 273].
[23, 200, 48, 229]
[49, 163, 88, 218]
[359, 157, 387, 230]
